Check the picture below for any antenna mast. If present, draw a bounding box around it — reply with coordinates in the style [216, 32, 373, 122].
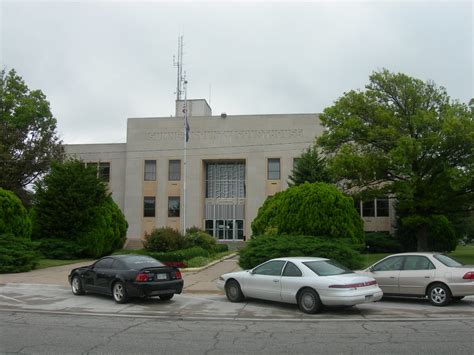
[173, 35, 184, 101]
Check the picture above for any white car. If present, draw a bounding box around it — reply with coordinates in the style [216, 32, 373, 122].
[216, 257, 383, 313]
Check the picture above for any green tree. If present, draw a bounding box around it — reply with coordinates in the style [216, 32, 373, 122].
[0, 187, 32, 239]
[0, 69, 64, 204]
[317, 69, 474, 251]
[288, 146, 333, 186]
[32, 160, 127, 258]
[0, 188, 39, 273]
[251, 182, 364, 248]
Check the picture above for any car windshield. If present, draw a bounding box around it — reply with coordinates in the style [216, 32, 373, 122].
[303, 260, 353, 276]
[122, 256, 164, 269]
[433, 254, 464, 267]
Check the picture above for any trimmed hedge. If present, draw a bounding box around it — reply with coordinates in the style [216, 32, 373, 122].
[0, 233, 40, 273]
[239, 234, 363, 270]
[38, 238, 86, 259]
[0, 188, 32, 239]
[251, 183, 364, 248]
[364, 232, 402, 253]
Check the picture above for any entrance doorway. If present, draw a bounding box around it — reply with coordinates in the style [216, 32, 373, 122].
[205, 219, 244, 240]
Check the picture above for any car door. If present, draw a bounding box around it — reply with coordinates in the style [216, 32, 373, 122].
[91, 258, 115, 293]
[398, 255, 436, 296]
[244, 260, 286, 302]
[369, 256, 405, 294]
[280, 261, 303, 303]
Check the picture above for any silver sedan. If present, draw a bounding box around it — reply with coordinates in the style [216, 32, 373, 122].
[216, 257, 383, 314]
[358, 252, 474, 306]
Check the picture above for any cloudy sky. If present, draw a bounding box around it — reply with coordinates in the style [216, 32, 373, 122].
[1, 0, 472, 144]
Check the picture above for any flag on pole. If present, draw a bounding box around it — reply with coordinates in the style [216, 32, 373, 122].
[183, 106, 190, 142]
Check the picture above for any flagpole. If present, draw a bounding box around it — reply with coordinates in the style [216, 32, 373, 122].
[183, 78, 188, 235]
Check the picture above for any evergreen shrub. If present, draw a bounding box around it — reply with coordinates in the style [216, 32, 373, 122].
[144, 227, 187, 252]
[0, 188, 32, 239]
[364, 232, 402, 253]
[251, 182, 364, 248]
[239, 234, 363, 270]
[0, 233, 40, 273]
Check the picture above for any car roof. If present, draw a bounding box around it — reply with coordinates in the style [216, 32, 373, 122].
[272, 257, 329, 262]
[381, 252, 443, 256]
[105, 254, 155, 260]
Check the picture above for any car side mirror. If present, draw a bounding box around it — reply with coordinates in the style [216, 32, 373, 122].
[249, 269, 255, 275]
[369, 266, 375, 272]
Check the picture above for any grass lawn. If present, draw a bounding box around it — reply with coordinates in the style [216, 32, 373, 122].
[186, 251, 234, 268]
[360, 244, 474, 268]
[36, 259, 92, 270]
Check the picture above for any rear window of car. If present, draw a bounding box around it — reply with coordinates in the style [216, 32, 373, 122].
[122, 256, 164, 269]
[433, 254, 464, 267]
[303, 260, 353, 276]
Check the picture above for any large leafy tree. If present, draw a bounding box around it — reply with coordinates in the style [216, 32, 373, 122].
[32, 160, 127, 258]
[317, 69, 473, 251]
[0, 69, 64, 203]
[288, 146, 333, 186]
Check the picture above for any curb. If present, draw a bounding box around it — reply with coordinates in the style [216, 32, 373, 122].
[181, 252, 238, 273]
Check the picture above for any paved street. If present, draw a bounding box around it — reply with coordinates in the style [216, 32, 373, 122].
[1, 311, 473, 354]
[1, 256, 473, 354]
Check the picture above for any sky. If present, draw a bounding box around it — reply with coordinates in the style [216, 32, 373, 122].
[1, 0, 472, 144]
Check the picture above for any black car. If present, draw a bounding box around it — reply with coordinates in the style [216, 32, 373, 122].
[68, 254, 184, 303]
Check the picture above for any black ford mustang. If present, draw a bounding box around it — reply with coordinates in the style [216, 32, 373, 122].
[68, 254, 184, 303]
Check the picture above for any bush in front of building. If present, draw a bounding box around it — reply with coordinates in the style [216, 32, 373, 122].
[32, 160, 127, 258]
[364, 232, 402, 253]
[37, 238, 86, 259]
[185, 230, 217, 250]
[397, 215, 459, 252]
[238, 234, 363, 270]
[0, 233, 40, 273]
[0, 188, 32, 239]
[144, 227, 187, 252]
[251, 182, 364, 248]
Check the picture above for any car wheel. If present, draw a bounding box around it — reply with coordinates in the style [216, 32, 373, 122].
[225, 280, 245, 302]
[452, 296, 465, 302]
[71, 275, 85, 295]
[298, 288, 322, 314]
[112, 281, 129, 304]
[159, 294, 174, 301]
[427, 283, 452, 306]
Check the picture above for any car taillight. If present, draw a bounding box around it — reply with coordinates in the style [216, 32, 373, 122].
[135, 273, 149, 282]
[174, 270, 182, 280]
[329, 280, 377, 288]
[463, 272, 474, 280]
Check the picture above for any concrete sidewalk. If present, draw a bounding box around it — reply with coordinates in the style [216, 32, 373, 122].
[0, 254, 241, 294]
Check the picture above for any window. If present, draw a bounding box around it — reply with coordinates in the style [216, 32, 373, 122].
[143, 196, 156, 217]
[293, 158, 300, 170]
[303, 260, 353, 276]
[282, 262, 302, 277]
[205, 220, 214, 236]
[99, 162, 110, 182]
[144, 160, 156, 181]
[433, 254, 464, 267]
[267, 158, 280, 180]
[372, 256, 404, 271]
[205, 162, 245, 198]
[168, 196, 180, 217]
[362, 200, 375, 217]
[169, 160, 181, 181]
[376, 197, 389, 217]
[253, 260, 286, 276]
[94, 258, 114, 269]
[354, 199, 361, 216]
[236, 220, 244, 240]
[403, 256, 435, 270]
[87, 162, 98, 172]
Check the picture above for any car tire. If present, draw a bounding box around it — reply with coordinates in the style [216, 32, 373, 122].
[298, 288, 323, 314]
[71, 275, 85, 296]
[225, 280, 245, 302]
[427, 283, 452, 307]
[112, 281, 129, 304]
[159, 294, 174, 301]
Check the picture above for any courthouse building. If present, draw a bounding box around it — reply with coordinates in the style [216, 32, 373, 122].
[65, 99, 395, 246]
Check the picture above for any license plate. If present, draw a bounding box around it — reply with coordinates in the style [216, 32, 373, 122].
[156, 273, 168, 280]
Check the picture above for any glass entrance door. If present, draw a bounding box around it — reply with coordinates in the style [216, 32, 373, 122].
[208, 219, 244, 240]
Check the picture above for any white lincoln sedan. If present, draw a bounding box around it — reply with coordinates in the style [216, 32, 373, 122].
[216, 257, 383, 313]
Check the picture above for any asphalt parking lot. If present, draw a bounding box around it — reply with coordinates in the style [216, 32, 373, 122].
[0, 283, 473, 321]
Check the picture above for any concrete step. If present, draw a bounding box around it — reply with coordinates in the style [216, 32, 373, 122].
[124, 239, 143, 250]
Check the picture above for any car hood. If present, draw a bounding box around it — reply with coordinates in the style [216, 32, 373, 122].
[221, 270, 250, 280]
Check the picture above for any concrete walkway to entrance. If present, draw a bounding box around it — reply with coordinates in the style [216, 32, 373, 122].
[0, 255, 242, 294]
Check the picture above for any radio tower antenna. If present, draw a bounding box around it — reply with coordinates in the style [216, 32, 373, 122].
[173, 35, 184, 101]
